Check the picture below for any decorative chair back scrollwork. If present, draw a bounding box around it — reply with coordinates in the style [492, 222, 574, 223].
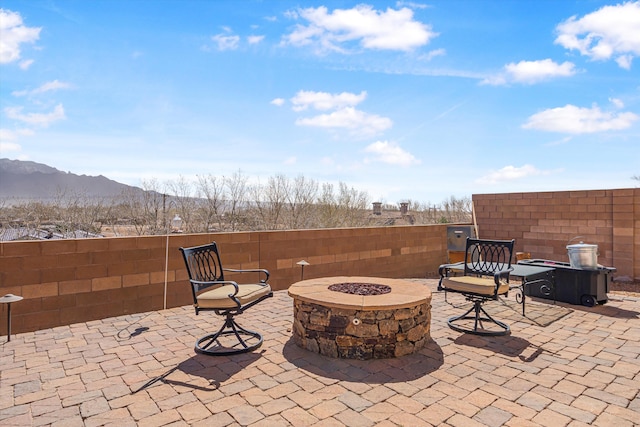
[438, 238, 515, 336]
[179, 242, 273, 355]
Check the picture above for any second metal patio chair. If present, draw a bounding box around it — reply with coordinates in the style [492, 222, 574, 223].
[438, 238, 515, 336]
[179, 242, 273, 355]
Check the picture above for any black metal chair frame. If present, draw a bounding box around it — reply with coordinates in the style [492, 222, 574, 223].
[179, 242, 273, 356]
[438, 238, 515, 336]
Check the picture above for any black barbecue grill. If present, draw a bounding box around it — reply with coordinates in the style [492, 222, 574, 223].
[518, 259, 616, 306]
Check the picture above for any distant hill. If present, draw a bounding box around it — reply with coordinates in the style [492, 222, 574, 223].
[0, 158, 141, 201]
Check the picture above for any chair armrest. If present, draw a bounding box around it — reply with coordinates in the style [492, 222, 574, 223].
[190, 279, 239, 295]
[492, 267, 514, 296]
[438, 262, 464, 277]
[493, 267, 514, 283]
[438, 262, 464, 290]
[223, 268, 270, 283]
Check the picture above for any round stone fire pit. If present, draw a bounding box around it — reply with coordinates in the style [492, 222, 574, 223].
[288, 276, 432, 360]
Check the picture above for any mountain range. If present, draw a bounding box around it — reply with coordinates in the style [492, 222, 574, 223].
[0, 158, 140, 201]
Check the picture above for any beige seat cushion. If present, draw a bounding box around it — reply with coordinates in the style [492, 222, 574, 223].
[197, 284, 272, 309]
[441, 276, 509, 297]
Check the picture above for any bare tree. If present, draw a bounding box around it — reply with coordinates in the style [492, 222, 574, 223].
[141, 179, 167, 234]
[284, 175, 318, 229]
[316, 182, 340, 228]
[51, 189, 108, 237]
[405, 199, 438, 224]
[195, 174, 225, 232]
[315, 182, 370, 228]
[165, 176, 197, 233]
[116, 179, 165, 235]
[1, 199, 55, 238]
[250, 174, 289, 230]
[117, 187, 145, 236]
[224, 170, 249, 231]
[1, 168, 479, 239]
[440, 195, 472, 223]
[336, 182, 370, 227]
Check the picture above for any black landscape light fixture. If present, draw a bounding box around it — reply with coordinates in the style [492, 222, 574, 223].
[1, 293, 23, 342]
[296, 260, 310, 280]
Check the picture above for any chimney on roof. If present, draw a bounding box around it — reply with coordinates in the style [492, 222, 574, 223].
[372, 202, 382, 215]
[399, 202, 409, 216]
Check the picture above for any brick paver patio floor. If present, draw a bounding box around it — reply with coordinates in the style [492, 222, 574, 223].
[1, 279, 638, 426]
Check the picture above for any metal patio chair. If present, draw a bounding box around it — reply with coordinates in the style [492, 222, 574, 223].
[438, 238, 515, 336]
[179, 242, 273, 355]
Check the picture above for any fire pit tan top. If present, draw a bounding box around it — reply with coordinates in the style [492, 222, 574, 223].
[288, 276, 431, 311]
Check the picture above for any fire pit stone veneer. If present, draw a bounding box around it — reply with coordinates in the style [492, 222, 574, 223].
[288, 276, 432, 359]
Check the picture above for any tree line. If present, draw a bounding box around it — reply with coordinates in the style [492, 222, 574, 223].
[0, 172, 472, 239]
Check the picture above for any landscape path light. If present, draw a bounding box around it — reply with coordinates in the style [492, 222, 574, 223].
[296, 260, 310, 280]
[0, 293, 23, 342]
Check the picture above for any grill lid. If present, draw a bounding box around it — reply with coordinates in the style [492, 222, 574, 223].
[566, 241, 597, 250]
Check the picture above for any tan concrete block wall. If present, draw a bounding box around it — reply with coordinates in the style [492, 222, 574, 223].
[473, 188, 638, 281]
[0, 225, 449, 334]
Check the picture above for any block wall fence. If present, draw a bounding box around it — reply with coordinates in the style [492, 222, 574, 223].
[473, 188, 639, 281]
[1, 187, 637, 335]
[0, 225, 448, 335]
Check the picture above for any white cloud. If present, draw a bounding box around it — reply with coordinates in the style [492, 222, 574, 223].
[37, 80, 72, 93]
[364, 141, 420, 166]
[476, 165, 549, 184]
[270, 98, 285, 106]
[12, 80, 72, 97]
[482, 59, 576, 85]
[4, 104, 66, 127]
[248, 35, 265, 44]
[395, 2, 430, 10]
[0, 128, 14, 142]
[282, 5, 437, 54]
[609, 97, 624, 109]
[544, 136, 573, 147]
[291, 90, 367, 111]
[0, 141, 21, 152]
[19, 59, 34, 69]
[283, 156, 296, 165]
[0, 9, 41, 64]
[212, 32, 240, 51]
[555, 1, 640, 69]
[419, 48, 445, 61]
[320, 156, 334, 166]
[523, 104, 638, 134]
[616, 54, 633, 69]
[295, 106, 392, 136]
[289, 90, 391, 138]
[0, 128, 34, 141]
[0, 127, 34, 153]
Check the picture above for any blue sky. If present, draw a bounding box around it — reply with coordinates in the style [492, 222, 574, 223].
[1, 0, 639, 204]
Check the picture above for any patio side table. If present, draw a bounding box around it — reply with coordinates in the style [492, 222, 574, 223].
[1, 294, 23, 342]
